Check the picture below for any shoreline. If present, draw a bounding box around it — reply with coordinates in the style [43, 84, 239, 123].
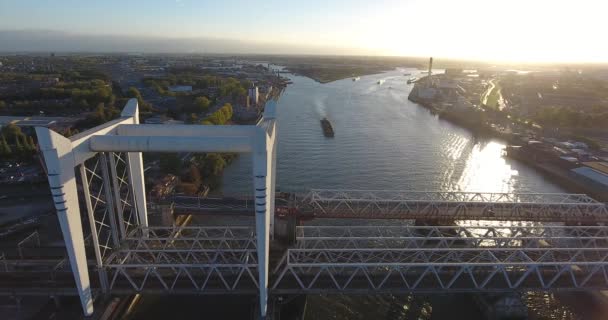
[408, 91, 607, 201]
[408, 94, 516, 142]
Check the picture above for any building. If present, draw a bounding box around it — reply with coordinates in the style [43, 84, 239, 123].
[248, 85, 259, 106]
[571, 166, 608, 193]
[582, 162, 608, 175]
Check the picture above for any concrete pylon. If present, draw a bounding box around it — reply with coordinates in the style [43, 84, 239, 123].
[253, 127, 271, 318]
[36, 127, 94, 316]
[121, 100, 148, 233]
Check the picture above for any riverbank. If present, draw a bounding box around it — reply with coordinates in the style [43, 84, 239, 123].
[505, 146, 608, 201]
[408, 92, 518, 143]
[408, 85, 607, 201]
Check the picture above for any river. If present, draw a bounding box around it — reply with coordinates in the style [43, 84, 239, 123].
[222, 68, 564, 195]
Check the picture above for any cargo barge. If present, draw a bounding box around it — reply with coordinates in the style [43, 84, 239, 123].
[320, 118, 334, 137]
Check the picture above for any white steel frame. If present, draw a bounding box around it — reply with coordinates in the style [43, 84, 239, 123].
[295, 189, 608, 222]
[272, 225, 608, 293]
[36, 99, 277, 317]
[105, 226, 259, 294]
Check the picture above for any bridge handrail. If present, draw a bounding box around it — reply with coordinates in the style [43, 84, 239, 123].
[105, 262, 259, 268]
[115, 248, 257, 253]
[299, 189, 603, 205]
[287, 247, 608, 252]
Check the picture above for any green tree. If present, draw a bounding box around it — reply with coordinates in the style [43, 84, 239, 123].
[194, 96, 211, 113]
[1, 123, 24, 141]
[203, 153, 227, 176]
[127, 87, 152, 112]
[127, 87, 142, 100]
[14, 136, 24, 155]
[0, 100, 6, 112]
[187, 113, 199, 124]
[94, 103, 107, 122]
[0, 135, 11, 156]
[27, 136, 36, 152]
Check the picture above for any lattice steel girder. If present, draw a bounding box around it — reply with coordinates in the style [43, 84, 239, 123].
[295, 225, 608, 249]
[104, 248, 259, 292]
[272, 249, 608, 292]
[124, 226, 257, 249]
[106, 265, 260, 293]
[273, 224, 608, 292]
[294, 189, 608, 222]
[101, 226, 260, 293]
[284, 248, 608, 265]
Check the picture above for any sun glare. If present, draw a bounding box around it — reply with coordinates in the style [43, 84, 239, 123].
[362, 0, 607, 63]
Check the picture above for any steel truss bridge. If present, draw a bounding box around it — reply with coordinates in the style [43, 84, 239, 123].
[273, 225, 608, 293]
[5, 99, 608, 319]
[173, 189, 608, 223]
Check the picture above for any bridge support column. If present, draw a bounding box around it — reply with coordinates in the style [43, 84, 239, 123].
[121, 101, 149, 235]
[36, 128, 94, 316]
[127, 152, 148, 232]
[253, 128, 270, 318]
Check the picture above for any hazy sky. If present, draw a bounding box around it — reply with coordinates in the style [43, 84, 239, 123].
[0, 0, 606, 62]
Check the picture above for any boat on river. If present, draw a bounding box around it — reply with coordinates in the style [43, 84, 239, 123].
[320, 118, 334, 137]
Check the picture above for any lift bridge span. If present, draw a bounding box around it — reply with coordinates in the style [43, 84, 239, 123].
[172, 189, 608, 223]
[6, 99, 608, 319]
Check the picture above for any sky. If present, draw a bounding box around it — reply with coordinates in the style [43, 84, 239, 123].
[0, 0, 607, 62]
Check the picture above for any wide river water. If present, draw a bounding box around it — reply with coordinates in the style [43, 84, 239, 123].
[222, 68, 565, 195]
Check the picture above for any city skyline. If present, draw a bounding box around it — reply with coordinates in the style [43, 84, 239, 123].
[1, 0, 607, 63]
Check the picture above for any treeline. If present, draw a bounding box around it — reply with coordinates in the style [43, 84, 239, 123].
[144, 75, 250, 100]
[0, 70, 156, 128]
[76, 103, 121, 128]
[168, 96, 212, 121]
[0, 124, 37, 159]
[533, 107, 608, 128]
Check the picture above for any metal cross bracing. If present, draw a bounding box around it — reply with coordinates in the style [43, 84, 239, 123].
[294, 189, 608, 222]
[272, 225, 608, 294]
[103, 226, 259, 294]
[294, 225, 608, 249]
[79, 151, 144, 292]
